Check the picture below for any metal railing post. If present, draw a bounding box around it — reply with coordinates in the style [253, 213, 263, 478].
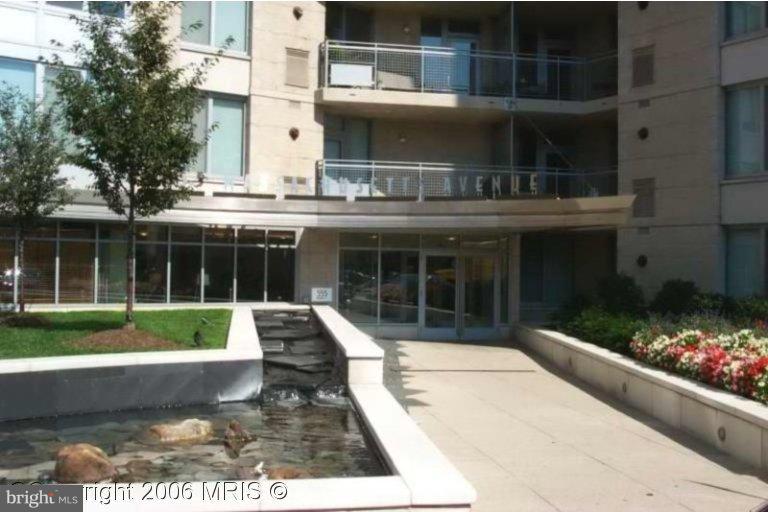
[324, 40, 330, 88]
[370, 161, 376, 197]
[512, 52, 517, 98]
[421, 50, 425, 92]
[373, 43, 379, 90]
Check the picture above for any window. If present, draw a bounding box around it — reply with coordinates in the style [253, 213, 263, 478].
[0, 58, 35, 98]
[631, 46, 654, 87]
[267, 231, 295, 301]
[59, 222, 95, 303]
[632, 178, 655, 218]
[237, 228, 265, 301]
[193, 96, 246, 179]
[181, 1, 249, 53]
[380, 251, 419, 324]
[727, 228, 764, 297]
[47, 1, 84, 10]
[285, 49, 309, 88]
[88, 1, 125, 17]
[338, 250, 378, 323]
[0, 239, 13, 305]
[726, 86, 765, 176]
[726, 2, 767, 39]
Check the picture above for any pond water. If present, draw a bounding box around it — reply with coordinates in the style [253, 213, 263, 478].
[0, 309, 388, 483]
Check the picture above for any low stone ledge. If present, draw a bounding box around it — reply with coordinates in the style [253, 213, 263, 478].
[515, 324, 768, 470]
[350, 384, 476, 508]
[312, 305, 384, 385]
[0, 306, 262, 421]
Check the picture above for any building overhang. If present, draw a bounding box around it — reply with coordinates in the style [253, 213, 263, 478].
[55, 191, 634, 231]
[317, 88, 617, 122]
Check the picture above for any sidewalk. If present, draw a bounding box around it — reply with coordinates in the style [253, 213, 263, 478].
[378, 339, 768, 512]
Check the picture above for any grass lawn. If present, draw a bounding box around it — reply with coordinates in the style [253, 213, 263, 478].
[0, 309, 232, 359]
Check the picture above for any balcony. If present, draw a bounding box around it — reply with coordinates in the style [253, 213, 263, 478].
[316, 160, 618, 201]
[319, 40, 617, 103]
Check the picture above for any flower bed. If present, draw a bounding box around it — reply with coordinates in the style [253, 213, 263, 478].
[631, 328, 768, 404]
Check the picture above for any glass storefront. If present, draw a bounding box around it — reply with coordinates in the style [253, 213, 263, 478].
[0, 221, 296, 305]
[339, 232, 511, 336]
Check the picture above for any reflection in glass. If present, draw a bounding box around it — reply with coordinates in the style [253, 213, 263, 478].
[23, 241, 56, 303]
[338, 250, 377, 323]
[339, 232, 378, 248]
[205, 245, 234, 302]
[380, 251, 418, 324]
[59, 241, 94, 303]
[464, 255, 495, 328]
[267, 231, 295, 302]
[0, 240, 14, 304]
[425, 255, 456, 328]
[237, 246, 265, 301]
[98, 242, 126, 303]
[172, 225, 202, 243]
[136, 224, 168, 242]
[135, 244, 167, 303]
[60, 222, 95, 240]
[171, 244, 201, 302]
[422, 234, 458, 249]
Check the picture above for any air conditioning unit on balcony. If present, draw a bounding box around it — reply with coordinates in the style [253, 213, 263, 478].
[329, 63, 374, 87]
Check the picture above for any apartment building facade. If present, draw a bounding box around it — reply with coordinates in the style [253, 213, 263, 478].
[0, 1, 757, 339]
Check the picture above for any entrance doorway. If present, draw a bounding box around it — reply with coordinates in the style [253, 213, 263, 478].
[419, 252, 498, 339]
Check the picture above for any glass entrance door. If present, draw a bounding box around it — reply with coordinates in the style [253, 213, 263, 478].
[421, 254, 458, 338]
[462, 255, 497, 339]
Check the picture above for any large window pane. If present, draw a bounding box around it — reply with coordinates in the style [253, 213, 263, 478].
[47, 2, 84, 10]
[727, 229, 763, 297]
[267, 231, 295, 301]
[88, 1, 125, 18]
[171, 244, 201, 302]
[98, 242, 126, 303]
[380, 251, 418, 324]
[0, 58, 35, 98]
[726, 2, 764, 38]
[190, 101, 208, 175]
[23, 241, 55, 303]
[726, 87, 763, 177]
[181, 1, 211, 45]
[209, 98, 244, 179]
[59, 241, 94, 303]
[237, 246, 265, 301]
[214, 1, 248, 52]
[338, 250, 377, 323]
[464, 255, 495, 328]
[521, 236, 544, 303]
[204, 245, 234, 302]
[0, 241, 14, 305]
[135, 244, 167, 303]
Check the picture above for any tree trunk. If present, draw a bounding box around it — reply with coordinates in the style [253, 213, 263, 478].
[125, 206, 136, 328]
[17, 228, 25, 314]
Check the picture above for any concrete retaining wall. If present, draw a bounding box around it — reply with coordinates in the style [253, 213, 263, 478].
[515, 324, 768, 471]
[0, 306, 262, 421]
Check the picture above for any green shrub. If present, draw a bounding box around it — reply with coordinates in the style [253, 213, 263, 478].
[564, 307, 644, 354]
[729, 296, 768, 324]
[552, 294, 593, 326]
[649, 279, 699, 316]
[596, 273, 645, 317]
[691, 292, 731, 316]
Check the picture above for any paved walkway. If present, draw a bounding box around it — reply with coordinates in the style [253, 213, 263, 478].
[376, 338, 768, 512]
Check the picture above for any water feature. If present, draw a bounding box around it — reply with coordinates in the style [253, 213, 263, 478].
[0, 309, 388, 483]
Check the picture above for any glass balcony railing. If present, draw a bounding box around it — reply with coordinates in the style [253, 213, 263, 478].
[316, 160, 618, 200]
[320, 40, 617, 101]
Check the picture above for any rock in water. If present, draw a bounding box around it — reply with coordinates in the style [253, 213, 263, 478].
[266, 466, 310, 480]
[54, 444, 117, 483]
[147, 419, 213, 445]
[224, 420, 254, 458]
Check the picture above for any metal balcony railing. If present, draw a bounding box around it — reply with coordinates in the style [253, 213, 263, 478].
[320, 40, 617, 101]
[317, 160, 618, 200]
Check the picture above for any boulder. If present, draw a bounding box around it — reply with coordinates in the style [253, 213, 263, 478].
[266, 466, 311, 480]
[54, 444, 117, 483]
[147, 419, 213, 445]
[223, 420, 254, 458]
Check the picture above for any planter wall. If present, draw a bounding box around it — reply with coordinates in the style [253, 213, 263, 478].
[515, 324, 768, 472]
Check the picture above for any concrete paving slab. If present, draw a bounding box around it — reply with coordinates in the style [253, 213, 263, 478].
[377, 338, 768, 512]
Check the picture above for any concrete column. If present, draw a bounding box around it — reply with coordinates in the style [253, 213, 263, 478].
[296, 229, 339, 306]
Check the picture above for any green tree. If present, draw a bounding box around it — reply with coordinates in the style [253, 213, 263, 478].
[50, 2, 218, 325]
[0, 89, 72, 313]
